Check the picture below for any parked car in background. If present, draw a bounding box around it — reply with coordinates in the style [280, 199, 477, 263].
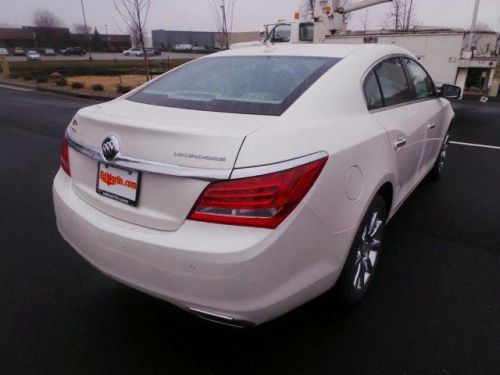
[0, 47, 8, 56]
[26, 50, 41, 61]
[13, 47, 25, 56]
[152, 48, 162, 56]
[54, 44, 461, 327]
[145, 48, 158, 56]
[44, 48, 56, 56]
[123, 47, 142, 57]
[173, 44, 193, 52]
[60, 47, 86, 56]
[191, 45, 207, 53]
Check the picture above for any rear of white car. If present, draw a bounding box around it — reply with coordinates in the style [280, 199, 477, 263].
[53, 44, 454, 325]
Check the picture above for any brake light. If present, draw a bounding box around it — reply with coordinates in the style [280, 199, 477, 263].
[60, 138, 71, 176]
[188, 156, 328, 229]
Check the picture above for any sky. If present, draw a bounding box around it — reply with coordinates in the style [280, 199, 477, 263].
[1, 0, 499, 34]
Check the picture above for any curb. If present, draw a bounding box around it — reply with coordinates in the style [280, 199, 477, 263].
[0, 79, 114, 101]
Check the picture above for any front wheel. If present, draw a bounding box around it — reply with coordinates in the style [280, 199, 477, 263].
[335, 195, 387, 305]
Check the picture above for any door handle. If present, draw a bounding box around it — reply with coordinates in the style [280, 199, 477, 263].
[427, 122, 436, 130]
[394, 137, 407, 150]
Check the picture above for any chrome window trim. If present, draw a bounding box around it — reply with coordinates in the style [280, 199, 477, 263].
[66, 132, 232, 181]
[66, 132, 328, 181]
[361, 53, 439, 113]
[230, 151, 329, 180]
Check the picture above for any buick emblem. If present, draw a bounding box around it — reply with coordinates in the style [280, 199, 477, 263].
[101, 136, 119, 161]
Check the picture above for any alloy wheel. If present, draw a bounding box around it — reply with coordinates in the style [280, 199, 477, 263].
[353, 209, 384, 291]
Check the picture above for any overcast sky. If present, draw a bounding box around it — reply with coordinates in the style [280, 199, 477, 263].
[1, 0, 499, 34]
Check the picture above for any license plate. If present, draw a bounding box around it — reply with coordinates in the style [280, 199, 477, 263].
[96, 163, 140, 206]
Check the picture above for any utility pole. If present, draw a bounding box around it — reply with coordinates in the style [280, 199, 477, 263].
[80, 0, 92, 60]
[105, 24, 110, 52]
[466, 0, 481, 52]
[221, 0, 229, 49]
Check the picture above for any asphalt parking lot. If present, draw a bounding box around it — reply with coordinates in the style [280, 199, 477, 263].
[1, 86, 499, 374]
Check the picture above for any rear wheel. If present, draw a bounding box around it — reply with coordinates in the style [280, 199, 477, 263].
[336, 195, 387, 305]
[430, 131, 450, 180]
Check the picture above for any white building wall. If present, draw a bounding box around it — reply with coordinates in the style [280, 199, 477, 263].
[327, 33, 464, 86]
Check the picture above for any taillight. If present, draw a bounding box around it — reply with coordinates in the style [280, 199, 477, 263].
[188, 156, 328, 229]
[60, 138, 71, 176]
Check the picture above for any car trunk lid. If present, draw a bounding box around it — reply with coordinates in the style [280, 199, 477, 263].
[67, 99, 267, 231]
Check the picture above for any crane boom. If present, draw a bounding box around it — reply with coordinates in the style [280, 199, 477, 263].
[338, 0, 393, 14]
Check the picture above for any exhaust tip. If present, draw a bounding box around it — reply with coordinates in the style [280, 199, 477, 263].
[188, 308, 256, 328]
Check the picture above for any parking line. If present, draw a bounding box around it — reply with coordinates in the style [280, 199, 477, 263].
[450, 141, 500, 151]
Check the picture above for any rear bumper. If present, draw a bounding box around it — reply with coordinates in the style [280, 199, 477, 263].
[53, 170, 354, 325]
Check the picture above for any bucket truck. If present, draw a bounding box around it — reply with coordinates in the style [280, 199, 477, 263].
[230, 0, 393, 49]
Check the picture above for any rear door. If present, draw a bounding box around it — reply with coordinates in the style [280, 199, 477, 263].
[367, 57, 426, 206]
[403, 57, 447, 174]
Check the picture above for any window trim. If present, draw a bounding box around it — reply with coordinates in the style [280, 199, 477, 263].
[362, 54, 439, 113]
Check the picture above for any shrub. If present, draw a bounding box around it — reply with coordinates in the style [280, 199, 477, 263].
[36, 75, 48, 83]
[116, 84, 132, 94]
[55, 77, 67, 86]
[71, 81, 85, 89]
[48, 72, 62, 81]
[22, 75, 33, 81]
[91, 83, 104, 92]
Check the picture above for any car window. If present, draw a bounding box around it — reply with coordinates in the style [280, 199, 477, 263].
[364, 70, 384, 110]
[129, 56, 340, 116]
[270, 24, 292, 43]
[404, 58, 434, 99]
[375, 57, 414, 106]
[299, 23, 314, 42]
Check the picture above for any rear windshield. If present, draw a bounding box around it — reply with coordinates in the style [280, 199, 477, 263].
[128, 56, 339, 116]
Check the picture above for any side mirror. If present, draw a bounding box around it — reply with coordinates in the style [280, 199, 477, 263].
[439, 84, 461, 100]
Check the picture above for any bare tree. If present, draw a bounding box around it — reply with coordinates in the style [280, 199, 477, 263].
[382, 0, 416, 31]
[32, 9, 64, 28]
[360, 9, 370, 32]
[475, 22, 493, 32]
[0, 22, 18, 28]
[210, 0, 234, 50]
[301, 0, 351, 25]
[73, 23, 92, 35]
[301, 0, 316, 21]
[114, 0, 152, 80]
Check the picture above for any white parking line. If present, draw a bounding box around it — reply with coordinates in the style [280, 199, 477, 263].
[0, 84, 33, 92]
[450, 141, 500, 151]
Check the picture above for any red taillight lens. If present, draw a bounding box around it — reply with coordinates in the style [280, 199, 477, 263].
[188, 156, 328, 229]
[60, 138, 71, 176]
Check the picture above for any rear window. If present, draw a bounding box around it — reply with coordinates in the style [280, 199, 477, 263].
[128, 56, 339, 116]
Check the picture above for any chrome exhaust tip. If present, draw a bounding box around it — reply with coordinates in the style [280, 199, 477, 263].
[188, 308, 255, 328]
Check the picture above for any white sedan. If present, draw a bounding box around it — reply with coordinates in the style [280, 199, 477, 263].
[53, 44, 460, 326]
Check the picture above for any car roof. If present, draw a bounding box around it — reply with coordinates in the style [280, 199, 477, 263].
[212, 43, 412, 60]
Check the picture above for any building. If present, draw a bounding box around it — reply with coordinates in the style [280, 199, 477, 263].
[0, 26, 131, 52]
[152, 30, 260, 51]
[152, 30, 217, 50]
[328, 27, 499, 97]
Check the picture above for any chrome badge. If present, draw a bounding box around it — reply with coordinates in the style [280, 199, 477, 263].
[101, 136, 119, 161]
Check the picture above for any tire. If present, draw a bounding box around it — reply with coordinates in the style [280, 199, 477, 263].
[429, 131, 450, 181]
[335, 195, 387, 305]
